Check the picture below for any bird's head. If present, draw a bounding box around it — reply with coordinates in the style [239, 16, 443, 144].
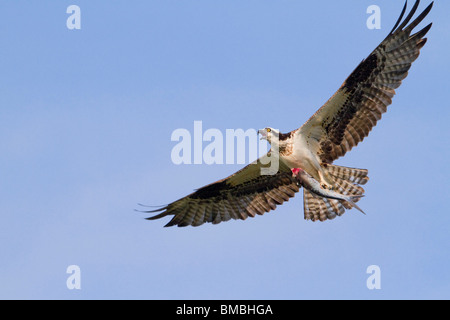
[258, 127, 280, 145]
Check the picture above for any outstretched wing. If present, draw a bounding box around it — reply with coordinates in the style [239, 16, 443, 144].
[142, 153, 301, 227]
[298, 0, 433, 164]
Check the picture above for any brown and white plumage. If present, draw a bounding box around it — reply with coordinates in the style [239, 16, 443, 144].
[143, 1, 433, 227]
[299, 0, 433, 164]
[145, 153, 300, 227]
[303, 164, 369, 221]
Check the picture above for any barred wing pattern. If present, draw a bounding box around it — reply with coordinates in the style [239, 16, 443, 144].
[299, 0, 433, 164]
[144, 1, 432, 227]
[143, 154, 301, 227]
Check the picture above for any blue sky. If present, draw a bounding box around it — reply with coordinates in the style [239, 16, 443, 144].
[1, 0, 449, 300]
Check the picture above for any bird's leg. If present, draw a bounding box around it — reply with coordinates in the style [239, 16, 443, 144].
[318, 170, 334, 190]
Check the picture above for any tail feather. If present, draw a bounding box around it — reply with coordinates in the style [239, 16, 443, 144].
[326, 164, 369, 185]
[334, 178, 365, 197]
[303, 164, 369, 222]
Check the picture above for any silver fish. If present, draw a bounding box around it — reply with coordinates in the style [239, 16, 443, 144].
[292, 168, 365, 214]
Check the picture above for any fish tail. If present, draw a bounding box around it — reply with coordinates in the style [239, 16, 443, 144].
[347, 195, 366, 215]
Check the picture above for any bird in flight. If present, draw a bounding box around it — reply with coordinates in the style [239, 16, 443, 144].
[142, 0, 433, 227]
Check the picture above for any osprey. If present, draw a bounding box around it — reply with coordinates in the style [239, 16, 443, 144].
[143, 0, 433, 227]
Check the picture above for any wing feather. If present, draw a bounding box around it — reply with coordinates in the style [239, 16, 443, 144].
[298, 0, 433, 164]
[143, 1, 433, 227]
[143, 153, 302, 227]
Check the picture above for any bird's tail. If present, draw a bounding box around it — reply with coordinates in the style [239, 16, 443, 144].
[303, 164, 369, 221]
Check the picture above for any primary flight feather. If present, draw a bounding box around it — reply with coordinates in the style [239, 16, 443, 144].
[142, 0, 433, 227]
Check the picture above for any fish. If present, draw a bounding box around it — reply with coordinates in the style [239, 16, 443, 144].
[291, 168, 366, 215]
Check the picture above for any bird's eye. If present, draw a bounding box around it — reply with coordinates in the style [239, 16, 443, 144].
[266, 128, 271, 133]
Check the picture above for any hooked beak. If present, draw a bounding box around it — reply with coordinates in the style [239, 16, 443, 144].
[258, 129, 267, 140]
